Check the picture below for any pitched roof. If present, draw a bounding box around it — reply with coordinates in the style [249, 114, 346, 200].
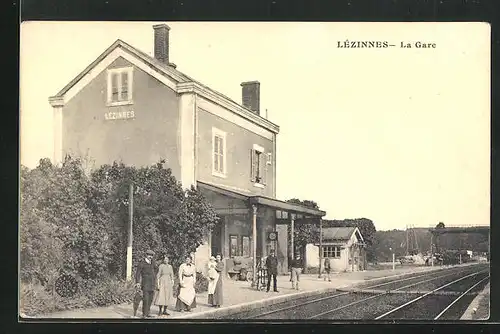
[50, 39, 279, 133]
[322, 227, 358, 241]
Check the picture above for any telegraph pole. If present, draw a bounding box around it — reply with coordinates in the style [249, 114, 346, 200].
[318, 219, 323, 278]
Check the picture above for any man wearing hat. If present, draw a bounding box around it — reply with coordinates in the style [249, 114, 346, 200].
[265, 249, 279, 292]
[135, 250, 156, 318]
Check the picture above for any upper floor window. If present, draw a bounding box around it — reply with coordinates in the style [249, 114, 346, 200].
[107, 67, 133, 106]
[212, 127, 227, 178]
[251, 144, 266, 187]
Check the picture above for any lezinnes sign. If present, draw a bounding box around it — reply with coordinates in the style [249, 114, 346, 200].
[104, 110, 135, 120]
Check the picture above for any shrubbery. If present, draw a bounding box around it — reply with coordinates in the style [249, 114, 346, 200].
[20, 278, 136, 316]
[20, 156, 219, 316]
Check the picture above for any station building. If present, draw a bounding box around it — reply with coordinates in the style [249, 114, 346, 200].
[48, 24, 326, 276]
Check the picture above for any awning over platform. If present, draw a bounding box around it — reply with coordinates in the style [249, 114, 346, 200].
[197, 181, 326, 218]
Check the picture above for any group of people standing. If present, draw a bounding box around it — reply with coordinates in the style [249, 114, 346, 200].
[134, 250, 225, 318]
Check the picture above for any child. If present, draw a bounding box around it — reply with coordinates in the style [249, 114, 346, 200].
[324, 257, 331, 282]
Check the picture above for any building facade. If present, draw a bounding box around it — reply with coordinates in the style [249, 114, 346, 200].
[48, 24, 326, 277]
[306, 227, 366, 272]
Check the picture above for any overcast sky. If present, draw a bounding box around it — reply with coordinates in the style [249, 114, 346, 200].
[20, 22, 490, 231]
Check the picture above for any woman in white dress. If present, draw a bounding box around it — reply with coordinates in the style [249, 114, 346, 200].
[175, 256, 197, 312]
[207, 256, 219, 305]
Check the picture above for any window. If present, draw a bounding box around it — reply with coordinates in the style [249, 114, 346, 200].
[212, 128, 227, 177]
[107, 67, 133, 106]
[229, 235, 251, 257]
[242, 236, 251, 257]
[251, 144, 266, 186]
[229, 235, 239, 257]
[276, 210, 289, 220]
[322, 246, 341, 258]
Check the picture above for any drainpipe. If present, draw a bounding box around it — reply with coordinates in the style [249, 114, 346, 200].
[252, 205, 257, 288]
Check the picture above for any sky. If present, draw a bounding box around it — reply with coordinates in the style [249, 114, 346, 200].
[20, 22, 490, 231]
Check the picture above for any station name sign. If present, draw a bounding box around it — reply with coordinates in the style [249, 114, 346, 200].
[104, 110, 135, 121]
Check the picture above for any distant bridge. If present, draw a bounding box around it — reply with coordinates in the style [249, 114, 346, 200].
[428, 225, 490, 235]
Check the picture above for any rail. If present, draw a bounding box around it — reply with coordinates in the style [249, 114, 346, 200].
[247, 265, 472, 319]
[375, 269, 489, 319]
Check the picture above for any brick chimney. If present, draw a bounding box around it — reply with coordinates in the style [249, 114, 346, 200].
[241, 81, 260, 115]
[153, 24, 170, 64]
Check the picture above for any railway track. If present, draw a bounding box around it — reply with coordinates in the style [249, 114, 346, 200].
[222, 263, 489, 320]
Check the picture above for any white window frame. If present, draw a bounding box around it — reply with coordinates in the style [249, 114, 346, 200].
[252, 144, 265, 188]
[212, 127, 227, 178]
[107, 67, 134, 106]
[322, 246, 341, 259]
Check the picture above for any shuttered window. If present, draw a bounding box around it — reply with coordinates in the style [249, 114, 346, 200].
[251, 146, 267, 185]
[212, 128, 227, 177]
[107, 67, 133, 105]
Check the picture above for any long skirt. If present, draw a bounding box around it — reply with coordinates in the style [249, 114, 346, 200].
[154, 276, 173, 307]
[176, 276, 196, 311]
[175, 296, 197, 311]
[211, 274, 223, 306]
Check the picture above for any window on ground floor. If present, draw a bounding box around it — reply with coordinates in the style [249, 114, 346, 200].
[229, 234, 252, 257]
[242, 236, 251, 257]
[322, 246, 341, 258]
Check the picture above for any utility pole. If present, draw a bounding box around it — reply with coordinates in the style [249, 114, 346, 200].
[406, 225, 409, 255]
[430, 233, 434, 267]
[318, 219, 323, 278]
[126, 183, 134, 281]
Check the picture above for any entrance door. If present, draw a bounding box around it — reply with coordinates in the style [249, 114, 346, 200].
[211, 221, 223, 256]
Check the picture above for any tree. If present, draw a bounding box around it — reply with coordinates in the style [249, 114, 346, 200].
[89, 159, 220, 273]
[436, 222, 445, 229]
[20, 156, 221, 286]
[285, 199, 321, 259]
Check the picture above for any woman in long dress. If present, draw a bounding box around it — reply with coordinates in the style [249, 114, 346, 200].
[207, 257, 219, 305]
[153, 255, 174, 316]
[211, 254, 224, 308]
[175, 256, 197, 312]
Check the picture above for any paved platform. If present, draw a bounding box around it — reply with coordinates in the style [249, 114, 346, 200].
[38, 264, 467, 319]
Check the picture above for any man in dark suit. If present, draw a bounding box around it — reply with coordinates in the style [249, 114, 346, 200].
[265, 249, 279, 292]
[135, 249, 156, 318]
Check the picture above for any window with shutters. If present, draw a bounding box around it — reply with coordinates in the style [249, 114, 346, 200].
[212, 127, 227, 178]
[251, 144, 266, 187]
[107, 67, 133, 106]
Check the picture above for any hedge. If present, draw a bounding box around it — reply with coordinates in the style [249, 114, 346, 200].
[20, 156, 219, 315]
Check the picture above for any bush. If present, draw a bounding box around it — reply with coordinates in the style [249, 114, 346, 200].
[20, 277, 136, 317]
[20, 282, 94, 317]
[81, 277, 135, 307]
[195, 272, 209, 293]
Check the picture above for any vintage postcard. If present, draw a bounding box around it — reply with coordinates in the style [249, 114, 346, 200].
[19, 21, 490, 321]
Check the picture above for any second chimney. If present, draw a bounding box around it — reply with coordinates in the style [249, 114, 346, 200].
[153, 24, 170, 64]
[241, 81, 260, 115]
